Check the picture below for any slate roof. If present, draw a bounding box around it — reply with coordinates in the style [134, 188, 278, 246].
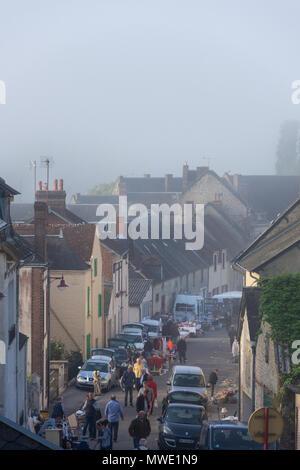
[117, 176, 182, 193]
[47, 237, 90, 271]
[10, 203, 86, 225]
[237, 287, 262, 342]
[0, 177, 20, 196]
[0, 415, 62, 450]
[129, 278, 152, 306]
[226, 174, 300, 220]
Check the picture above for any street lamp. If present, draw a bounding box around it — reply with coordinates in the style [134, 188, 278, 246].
[50, 274, 69, 290]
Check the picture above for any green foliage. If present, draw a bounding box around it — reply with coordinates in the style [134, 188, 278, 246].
[88, 181, 116, 195]
[50, 340, 65, 360]
[258, 274, 300, 348]
[65, 350, 83, 380]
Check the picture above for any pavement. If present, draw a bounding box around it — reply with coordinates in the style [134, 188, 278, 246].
[58, 326, 238, 450]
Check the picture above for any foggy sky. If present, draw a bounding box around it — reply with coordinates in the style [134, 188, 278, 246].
[1, 0, 300, 202]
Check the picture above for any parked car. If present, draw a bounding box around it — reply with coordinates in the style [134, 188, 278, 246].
[115, 333, 144, 353]
[122, 322, 147, 339]
[108, 337, 137, 353]
[167, 365, 208, 398]
[161, 390, 208, 416]
[76, 356, 117, 392]
[198, 421, 280, 450]
[111, 347, 130, 377]
[141, 319, 161, 339]
[157, 403, 206, 450]
[91, 348, 117, 367]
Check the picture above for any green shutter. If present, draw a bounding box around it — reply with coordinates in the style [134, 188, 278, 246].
[86, 334, 91, 359]
[98, 294, 102, 317]
[94, 258, 98, 277]
[87, 286, 90, 316]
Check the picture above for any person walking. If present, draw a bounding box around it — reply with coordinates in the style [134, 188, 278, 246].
[136, 390, 148, 413]
[82, 392, 100, 439]
[147, 375, 158, 412]
[104, 395, 124, 444]
[133, 357, 144, 390]
[137, 368, 149, 391]
[208, 369, 219, 398]
[120, 365, 136, 407]
[177, 337, 187, 364]
[140, 381, 154, 417]
[128, 411, 151, 449]
[144, 338, 154, 358]
[228, 325, 237, 350]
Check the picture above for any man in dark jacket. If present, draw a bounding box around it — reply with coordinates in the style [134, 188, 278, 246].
[208, 369, 219, 398]
[121, 365, 136, 407]
[128, 410, 151, 449]
[177, 338, 187, 364]
[51, 396, 65, 419]
[82, 392, 100, 439]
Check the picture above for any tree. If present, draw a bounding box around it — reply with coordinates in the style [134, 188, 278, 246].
[88, 181, 116, 195]
[275, 120, 300, 175]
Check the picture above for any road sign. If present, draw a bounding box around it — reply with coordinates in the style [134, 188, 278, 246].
[248, 407, 284, 447]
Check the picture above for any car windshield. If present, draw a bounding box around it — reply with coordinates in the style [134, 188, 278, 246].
[117, 335, 142, 343]
[145, 325, 159, 333]
[211, 428, 276, 450]
[165, 407, 204, 425]
[173, 373, 205, 388]
[169, 392, 203, 404]
[81, 362, 108, 373]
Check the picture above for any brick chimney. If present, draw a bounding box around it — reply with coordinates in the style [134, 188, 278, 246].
[34, 201, 48, 261]
[35, 178, 66, 213]
[182, 164, 189, 192]
[165, 174, 173, 192]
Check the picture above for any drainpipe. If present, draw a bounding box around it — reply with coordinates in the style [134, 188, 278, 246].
[250, 340, 256, 412]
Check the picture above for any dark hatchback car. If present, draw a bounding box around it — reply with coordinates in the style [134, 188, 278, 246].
[161, 390, 208, 416]
[157, 403, 206, 450]
[198, 421, 279, 450]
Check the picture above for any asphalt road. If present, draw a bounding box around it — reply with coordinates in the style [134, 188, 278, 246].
[60, 326, 238, 450]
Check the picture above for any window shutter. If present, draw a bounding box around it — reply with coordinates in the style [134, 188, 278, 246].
[98, 294, 102, 317]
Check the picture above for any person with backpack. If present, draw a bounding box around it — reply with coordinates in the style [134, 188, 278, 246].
[51, 396, 65, 419]
[82, 392, 101, 439]
[96, 419, 112, 450]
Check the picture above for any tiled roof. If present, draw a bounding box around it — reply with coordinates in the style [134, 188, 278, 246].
[62, 224, 96, 262]
[0, 415, 62, 450]
[226, 174, 300, 220]
[129, 278, 152, 306]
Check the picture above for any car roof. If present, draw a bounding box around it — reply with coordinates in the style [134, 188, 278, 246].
[173, 365, 204, 375]
[207, 420, 247, 428]
[89, 356, 111, 362]
[166, 403, 205, 410]
[91, 348, 115, 353]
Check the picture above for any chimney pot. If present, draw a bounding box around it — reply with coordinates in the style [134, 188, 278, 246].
[54, 179, 58, 191]
[38, 181, 42, 191]
[59, 179, 63, 191]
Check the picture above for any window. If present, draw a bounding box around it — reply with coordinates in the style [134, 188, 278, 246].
[213, 254, 218, 272]
[98, 294, 102, 317]
[87, 286, 90, 316]
[222, 251, 226, 269]
[94, 258, 98, 277]
[86, 334, 91, 359]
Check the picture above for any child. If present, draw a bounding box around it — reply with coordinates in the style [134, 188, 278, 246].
[96, 419, 112, 450]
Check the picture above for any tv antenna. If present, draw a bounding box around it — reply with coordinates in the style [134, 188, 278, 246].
[29, 156, 54, 199]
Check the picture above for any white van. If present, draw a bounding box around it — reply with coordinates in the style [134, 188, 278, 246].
[173, 295, 204, 323]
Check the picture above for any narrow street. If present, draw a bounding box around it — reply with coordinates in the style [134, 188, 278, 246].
[61, 326, 238, 450]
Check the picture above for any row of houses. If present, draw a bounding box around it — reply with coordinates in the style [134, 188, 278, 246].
[233, 197, 300, 449]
